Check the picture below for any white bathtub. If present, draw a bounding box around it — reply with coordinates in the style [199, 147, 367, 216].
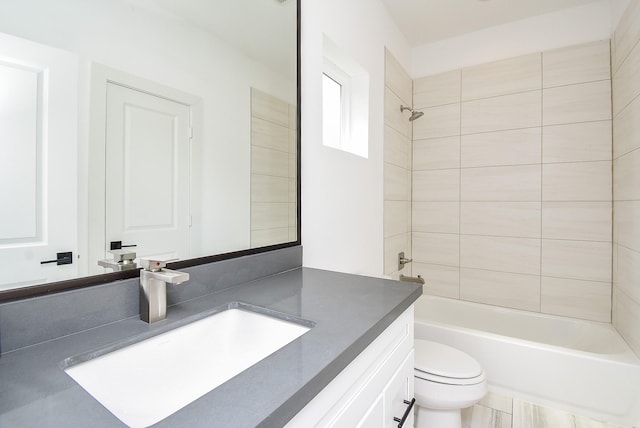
[414, 295, 640, 426]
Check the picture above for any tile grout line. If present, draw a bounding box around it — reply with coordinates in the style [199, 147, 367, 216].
[610, 37, 616, 325]
[540, 54, 544, 313]
[414, 158, 612, 174]
[410, 73, 414, 277]
[459, 69, 463, 300]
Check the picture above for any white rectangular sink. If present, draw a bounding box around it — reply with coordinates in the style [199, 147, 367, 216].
[64, 304, 311, 428]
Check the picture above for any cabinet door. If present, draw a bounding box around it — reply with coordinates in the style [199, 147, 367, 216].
[284, 307, 414, 428]
[384, 350, 415, 428]
[355, 395, 383, 428]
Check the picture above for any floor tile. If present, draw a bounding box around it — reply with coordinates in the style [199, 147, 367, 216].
[462, 404, 512, 428]
[512, 400, 628, 428]
[479, 391, 513, 415]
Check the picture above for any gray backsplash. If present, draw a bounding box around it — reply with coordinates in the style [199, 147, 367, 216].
[0, 246, 302, 354]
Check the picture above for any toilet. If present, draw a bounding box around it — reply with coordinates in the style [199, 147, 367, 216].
[413, 339, 487, 428]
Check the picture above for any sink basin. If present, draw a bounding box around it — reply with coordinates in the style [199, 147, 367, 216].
[63, 303, 312, 428]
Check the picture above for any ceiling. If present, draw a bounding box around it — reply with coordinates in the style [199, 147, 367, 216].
[380, 0, 606, 47]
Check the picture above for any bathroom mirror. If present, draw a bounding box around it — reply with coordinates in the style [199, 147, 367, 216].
[0, 0, 300, 300]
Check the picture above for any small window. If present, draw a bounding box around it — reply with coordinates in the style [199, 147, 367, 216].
[322, 73, 341, 149]
[322, 65, 349, 151]
[322, 35, 369, 158]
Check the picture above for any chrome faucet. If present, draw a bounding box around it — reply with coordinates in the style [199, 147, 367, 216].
[98, 249, 138, 271]
[139, 258, 189, 324]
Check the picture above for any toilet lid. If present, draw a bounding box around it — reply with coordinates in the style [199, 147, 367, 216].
[414, 339, 483, 379]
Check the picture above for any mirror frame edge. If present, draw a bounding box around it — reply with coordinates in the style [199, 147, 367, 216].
[0, 0, 302, 304]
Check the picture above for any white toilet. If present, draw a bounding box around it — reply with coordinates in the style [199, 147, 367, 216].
[414, 339, 487, 428]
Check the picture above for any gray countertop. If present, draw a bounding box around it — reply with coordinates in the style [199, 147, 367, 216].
[0, 267, 421, 427]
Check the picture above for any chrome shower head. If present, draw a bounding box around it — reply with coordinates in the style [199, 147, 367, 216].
[400, 105, 424, 122]
[409, 110, 424, 121]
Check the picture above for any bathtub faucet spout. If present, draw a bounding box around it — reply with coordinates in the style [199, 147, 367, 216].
[400, 274, 425, 285]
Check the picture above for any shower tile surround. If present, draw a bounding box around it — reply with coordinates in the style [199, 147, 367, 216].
[612, 0, 640, 358]
[409, 39, 613, 322]
[384, 50, 413, 278]
[250, 88, 297, 248]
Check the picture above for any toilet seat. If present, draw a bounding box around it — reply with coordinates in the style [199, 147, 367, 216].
[413, 340, 488, 427]
[414, 339, 485, 385]
[415, 369, 485, 385]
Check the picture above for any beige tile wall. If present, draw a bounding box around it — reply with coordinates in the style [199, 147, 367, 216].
[612, 1, 640, 357]
[384, 50, 413, 278]
[410, 69, 461, 296]
[250, 88, 297, 247]
[412, 40, 613, 321]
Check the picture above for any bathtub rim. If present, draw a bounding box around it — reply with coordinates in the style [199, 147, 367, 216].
[414, 294, 640, 365]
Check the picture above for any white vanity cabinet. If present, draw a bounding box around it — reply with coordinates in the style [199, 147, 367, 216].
[286, 306, 415, 428]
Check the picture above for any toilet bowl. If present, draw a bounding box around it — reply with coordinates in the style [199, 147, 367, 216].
[414, 339, 487, 428]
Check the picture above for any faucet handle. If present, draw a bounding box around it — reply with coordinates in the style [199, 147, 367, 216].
[140, 258, 178, 272]
[140, 259, 166, 271]
[109, 249, 136, 263]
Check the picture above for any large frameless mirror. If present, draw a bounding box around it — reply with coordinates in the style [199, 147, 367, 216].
[0, 0, 299, 301]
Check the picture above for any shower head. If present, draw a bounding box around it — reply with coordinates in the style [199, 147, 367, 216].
[409, 110, 424, 121]
[400, 105, 424, 122]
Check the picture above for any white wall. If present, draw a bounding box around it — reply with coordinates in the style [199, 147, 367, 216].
[301, 0, 411, 276]
[411, 0, 613, 78]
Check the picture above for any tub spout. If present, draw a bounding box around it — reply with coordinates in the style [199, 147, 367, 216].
[400, 274, 425, 285]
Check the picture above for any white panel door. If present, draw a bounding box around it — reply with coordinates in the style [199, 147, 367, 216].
[0, 34, 78, 290]
[105, 83, 191, 263]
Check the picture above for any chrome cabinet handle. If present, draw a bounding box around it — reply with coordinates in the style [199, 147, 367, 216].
[393, 398, 415, 428]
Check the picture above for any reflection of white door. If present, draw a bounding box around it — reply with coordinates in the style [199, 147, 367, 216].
[105, 83, 191, 263]
[0, 34, 78, 290]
